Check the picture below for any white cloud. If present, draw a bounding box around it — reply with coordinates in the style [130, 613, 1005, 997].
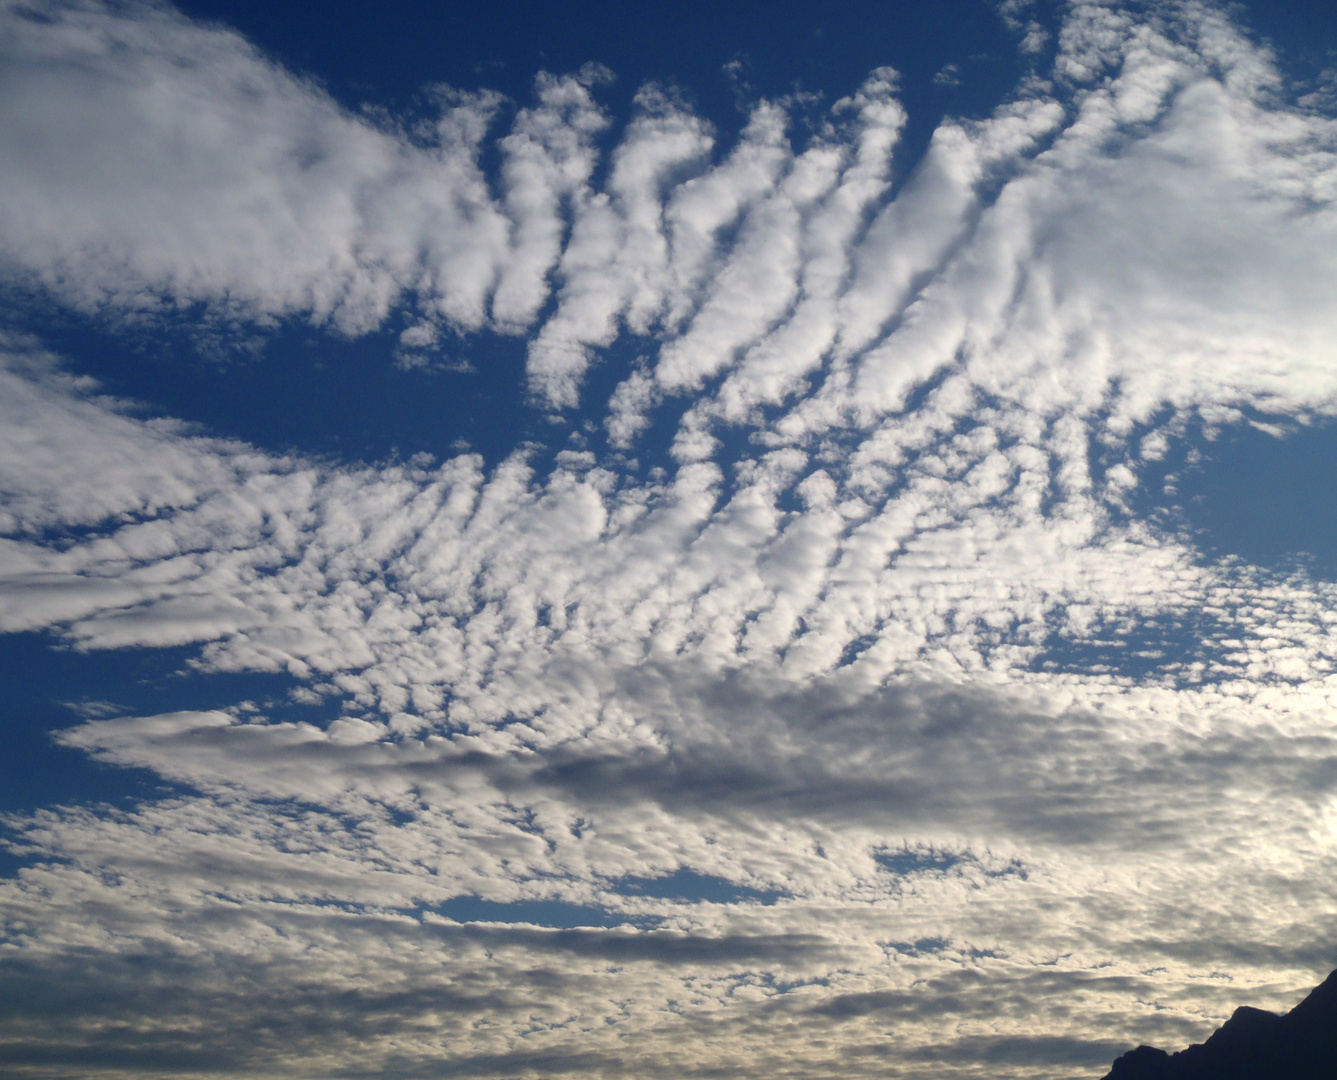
[491, 73, 609, 330]
[0, 0, 510, 333]
[525, 87, 712, 407]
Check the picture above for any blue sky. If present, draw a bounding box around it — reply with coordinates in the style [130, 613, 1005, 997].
[4, 1, 1337, 1077]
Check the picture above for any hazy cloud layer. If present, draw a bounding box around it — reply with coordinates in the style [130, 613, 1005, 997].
[4, 0, 1337, 1077]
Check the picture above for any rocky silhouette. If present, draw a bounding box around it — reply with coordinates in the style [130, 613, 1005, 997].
[1102, 969, 1337, 1079]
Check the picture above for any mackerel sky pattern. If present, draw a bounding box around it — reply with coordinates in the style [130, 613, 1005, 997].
[3, 1, 1337, 1077]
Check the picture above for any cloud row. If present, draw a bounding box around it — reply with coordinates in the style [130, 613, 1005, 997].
[5, 0, 1337, 431]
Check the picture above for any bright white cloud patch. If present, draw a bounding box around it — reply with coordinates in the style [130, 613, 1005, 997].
[3, 0, 1337, 1077]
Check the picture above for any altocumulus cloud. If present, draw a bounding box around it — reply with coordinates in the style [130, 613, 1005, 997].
[4, 0, 1337, 1077]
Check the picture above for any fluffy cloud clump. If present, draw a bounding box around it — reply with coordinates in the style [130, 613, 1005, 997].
[3, 1, 1337, 1077]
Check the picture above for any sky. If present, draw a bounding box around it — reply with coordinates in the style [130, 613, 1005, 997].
[3, 0, 1337, 1077]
